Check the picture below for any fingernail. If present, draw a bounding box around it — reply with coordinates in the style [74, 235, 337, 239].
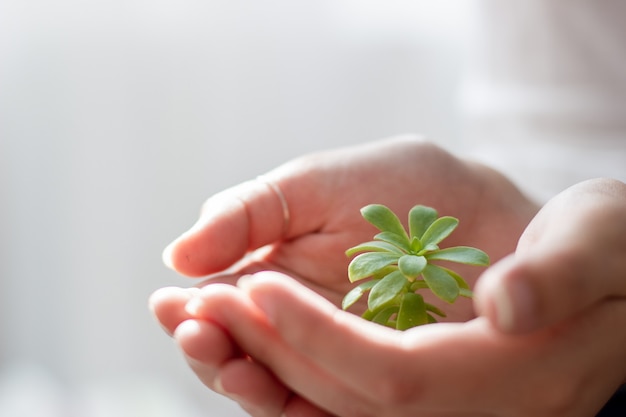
[495, 278, 536, 333]
[148, 286, 182, 311]
[492, 283, 514, 331]
[236, 273, 280, 326]
[185, 297, 203, 316]
[236, 274, 254, 290]
[187, 287, 201, 296]
[162, 242, 175, 269]
[213, 376, 238, 400]
[214, 375, 252, 410]
[213, 374, 226, 395]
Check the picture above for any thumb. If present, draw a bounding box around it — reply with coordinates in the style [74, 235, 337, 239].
[474, 251, 605, 334]
[475, 179, 626, 334]
[162, 176, 295, 277]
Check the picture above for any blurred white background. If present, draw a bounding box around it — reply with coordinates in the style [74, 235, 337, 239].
[0, 0, 471, 415]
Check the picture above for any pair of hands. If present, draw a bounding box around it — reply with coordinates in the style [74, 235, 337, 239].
[150, 136, 626, 417]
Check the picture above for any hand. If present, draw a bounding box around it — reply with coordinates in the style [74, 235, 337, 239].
[475, 178, 626, 334]
[152, 271, 626, 417]
[160, 136, 537, 321]
[151, 136, 542, 416]
[152, 168, 626, 416]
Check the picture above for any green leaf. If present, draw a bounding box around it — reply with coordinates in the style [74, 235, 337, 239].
[361, 204, 408, 241]
[459, 288, 474, 298]
[371, 265, 400, 279]
[374, 231, 410, 252]
[347, 203, 488, 328]
[409, 280, 429, 291]
[342, 280, 379, 310]
[420, 243, 439, 253]
[371, 306, 399, 326]
[410, 236, 423, 253]
[426, 246, 490, 266]
[367, 271, 408, 312]
[348, 252, 400, 282]
[409, 205, 438, 239]
[397, 255, 427, 279]
[396, 292, 428, 330]
[425, 303, 447, 317]
[437, 266, 471, 290]
[345, 241, 404, 257]
[422, 264, 460, 303]
[420, 216, 459, 249]
[361, 309, 376, 320]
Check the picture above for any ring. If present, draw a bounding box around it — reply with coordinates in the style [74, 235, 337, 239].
[257, 175, 291, 238]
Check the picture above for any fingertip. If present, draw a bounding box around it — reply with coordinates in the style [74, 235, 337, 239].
[172, 319, 242, 393]
[174, 318, 237, 364]
[472, 272, 498, 327]
[149, 286, 190, 314]
[168, 199, 253, 277]
[473, 266, 513, 332]
[149, 286, 198, 335]
[172, 318, 201, 340]
[474, 256, 538, 334]
[162, 176, 300, 277]
[236, 270, 294, 293]
[216, 358, 290, 417]
[238, 271, 329, 324]
[184, 295, 203, 317]
[184, 283, 240, 317]
[162, 241, 176, 270]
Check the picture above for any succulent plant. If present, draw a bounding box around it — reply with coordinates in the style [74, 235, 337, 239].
[342, 204, 490, 330]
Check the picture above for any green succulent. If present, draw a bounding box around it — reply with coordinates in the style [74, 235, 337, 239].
[342, 204, 490, 330]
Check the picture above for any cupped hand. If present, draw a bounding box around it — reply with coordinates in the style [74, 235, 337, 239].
[151, 136, 537, 416]
[161, 136, 537, 321]
[151, 158, 626, 416]
[152, 271, 626, 417]
[475, 178, 626, 334]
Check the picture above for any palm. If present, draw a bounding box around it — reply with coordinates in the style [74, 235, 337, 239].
[195, 138, 537, 322]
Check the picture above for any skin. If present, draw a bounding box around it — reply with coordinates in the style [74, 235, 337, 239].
[150, 136, 626, 417]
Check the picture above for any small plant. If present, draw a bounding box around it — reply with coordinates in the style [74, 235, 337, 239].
[342, 204, 489, 330]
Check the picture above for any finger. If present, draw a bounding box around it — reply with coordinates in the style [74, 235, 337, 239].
[176, 319, 291, 417]
[475, 179, 626, 334]
[476, 247, 626, 334]
[175, 319, 239, 367]
[161, 136, 433, 278]
[219, 362, 334, 417]
[240, 272, 526, 412]
[185, 283, 374, 417]
[149, 286, 198, 335]
[217, 359, 290, 417]
[241, 272, 626, 415]
[162, 178, 291, 277]
[238, 272, 433, 405]
[177, 320, 332, 417]
[174, 319, 238, 388]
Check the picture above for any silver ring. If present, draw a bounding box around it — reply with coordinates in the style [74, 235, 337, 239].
[257, 175, 290, 238]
